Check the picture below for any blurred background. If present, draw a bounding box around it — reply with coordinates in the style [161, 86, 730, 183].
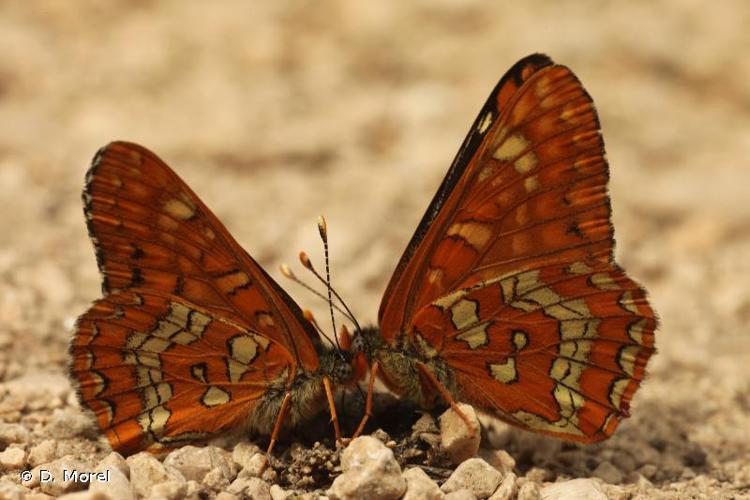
[1, 1, 748, 495]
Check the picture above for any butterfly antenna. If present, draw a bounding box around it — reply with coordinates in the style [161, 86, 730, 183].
[280, 264, 355, 324]
[298, 220, 363, 335]
[302, 309, 337, 347]
[317, 216, 339, 349]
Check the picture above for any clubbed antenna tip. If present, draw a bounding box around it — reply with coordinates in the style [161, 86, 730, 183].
[299, 251, 313, 270]
[280, 263, 295, 279]
[317, 215, 328, 240]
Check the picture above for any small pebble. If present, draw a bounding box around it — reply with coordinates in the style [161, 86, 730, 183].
[0, 446, 27, 470]
[89, 462, 133, 500]
[150, 475, 188, 500]
[127, 452, 185, 498]
[96, 452, 130, 478]
[638, 463, 658, 479]
[402, 467, 444, 500]
[441, 457, 502, 499]
[524, 467, 553, 483]
[232, 441, 262, 470]
[56, 491, 110, 499]
[228, 476, 271, 500]
[488, 472, 517, 500]
[371, 429, 391, 443]
[444, 488, 477, 500]
[0, 423, 30, 445]
[412, 413, 439, 436]
[540, 478, 608, 500]
[28, 440, 57, 467]
[163, 445, 237, 484]
[631, 472, 654, 489]
[36, 456, 90, 496]
[592, 460, 624, 484]
[240, 452, 270, 478]
[478, 449, 516, 475]
[440, 404, 481, 465]
[270, 483, 291, 500]
[517, 481, 541, 500]
[0, 478, 31, 499]
[328, 436, 406, 499]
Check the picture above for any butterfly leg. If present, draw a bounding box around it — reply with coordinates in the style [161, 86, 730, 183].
[322, 375, 342, 442]
[352, 361, 380, 439]
[415, 362, 476, 437]
[260, 390, 292, 475]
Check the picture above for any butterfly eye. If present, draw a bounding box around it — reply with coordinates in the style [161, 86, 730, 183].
[334, 361, 353, 382]
[351, 334, 364, 353]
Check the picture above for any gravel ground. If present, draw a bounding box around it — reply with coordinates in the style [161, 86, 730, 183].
[1, 2, 749, 499]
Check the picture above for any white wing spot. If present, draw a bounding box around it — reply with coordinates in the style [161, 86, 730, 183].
[201, 386, 231, 407]
[493, 134, 529, 161]
[591, 273, 619, 291]
[447, 221, 492, 249]
[456, 322, 490, 349]
[489, 358, 517, 383]
[450, 299, 479, 330]
[515, 151, 538, 174]
[164, 198, 196, 220]
[567, 261, 593, 275]
[477, 111, 493, 133]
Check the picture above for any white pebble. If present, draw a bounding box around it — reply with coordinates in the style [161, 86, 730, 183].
[228, 476, 271, 500]
[540, 478, 608, 500]
[328, 436, 406, 499]
[402, 467, 444, 500]
[440, 404, 481, 465]
[0, 447, 27, 470]
[163, 445, 237, 483]
[517, 481, 541, 500]
[441, 457, 502, 499]
[478, 449, 516, 475]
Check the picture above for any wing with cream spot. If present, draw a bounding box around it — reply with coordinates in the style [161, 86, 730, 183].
[379, 54, 616, 340]
[411, 259, 656, 442]
[70, 289, 293, 454]
[80, 141, 320, 371]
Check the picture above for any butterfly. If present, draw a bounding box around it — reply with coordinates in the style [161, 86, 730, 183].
[349, 53, 657, 443]
[68, 142, 357, 455]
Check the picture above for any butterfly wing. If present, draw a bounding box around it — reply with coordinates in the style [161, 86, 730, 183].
[379, 54, 656, 441]
[381, 54, 615, 334]
[70, 142, 321, 451]
[71, 289, 292, 453]
[412, 260, 655, 441]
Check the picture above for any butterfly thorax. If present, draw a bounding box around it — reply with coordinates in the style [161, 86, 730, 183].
[353, 326, 456, 409]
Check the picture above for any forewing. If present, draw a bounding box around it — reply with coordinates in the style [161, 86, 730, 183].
[379, 54, 616, 339]
[82, 141, 319, 370]
[412, 260, 656, 442]
[70, 289, 293, 454]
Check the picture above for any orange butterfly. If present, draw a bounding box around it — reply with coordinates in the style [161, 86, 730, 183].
[350, 54, 657, 443]
[69, 142, 357, 455]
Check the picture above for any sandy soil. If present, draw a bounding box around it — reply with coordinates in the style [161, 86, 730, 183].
[1, 1, 749, 498]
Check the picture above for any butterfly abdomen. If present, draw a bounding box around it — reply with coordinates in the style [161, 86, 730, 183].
[247, 348, 355, 435]
[245, 370, 326, 434]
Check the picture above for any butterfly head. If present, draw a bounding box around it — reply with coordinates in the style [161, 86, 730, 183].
[320, 347, 358, 385]
[333, 353, 354, 383]
[350, 324, 380, 349]
[348, 325, 380, 374]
